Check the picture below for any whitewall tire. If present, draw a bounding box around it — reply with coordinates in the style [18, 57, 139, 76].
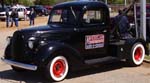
[129, 43, 145, 66]
[46, 56, 69, 82]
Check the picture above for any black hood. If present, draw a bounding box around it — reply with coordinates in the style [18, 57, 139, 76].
[13, 24, 76, 41]
[20, 25, 57, 33]
[20, 24, 75, 34]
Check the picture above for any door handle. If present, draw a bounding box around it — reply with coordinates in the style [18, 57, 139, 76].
[74, 28, 80, 32]
[103, 30, 107, 33]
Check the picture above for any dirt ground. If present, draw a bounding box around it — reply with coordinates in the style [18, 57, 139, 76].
[0, 16, 48, 30]
[0, 16, 48, 56]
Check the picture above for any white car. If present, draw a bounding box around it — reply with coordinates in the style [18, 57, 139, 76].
[0, 5, 30, 20]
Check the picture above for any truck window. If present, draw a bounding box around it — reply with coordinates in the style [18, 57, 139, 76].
[17, 8, 21, 12]
[50, 10, 62, 22]
[49, 8, 81, 25]
[83, 10, 105, 25]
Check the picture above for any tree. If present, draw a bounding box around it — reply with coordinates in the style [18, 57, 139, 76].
[55, 0, 71, 4]
[34, 0, 55, 5]
[18, 0, 33, 6]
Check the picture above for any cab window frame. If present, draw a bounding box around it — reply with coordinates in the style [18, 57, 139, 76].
[81, 8, 106, 27]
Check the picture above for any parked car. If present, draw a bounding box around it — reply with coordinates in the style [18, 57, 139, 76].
[2, 1, 146, 82]
[30, 5, 49, 16]
[44, 5, 53, 13]
[0, 7, 6, 12]
[0, 7, 11, 20]
[0, 5, 30, 20]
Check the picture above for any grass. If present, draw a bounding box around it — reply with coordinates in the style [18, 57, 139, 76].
[145, 55, 150, 60]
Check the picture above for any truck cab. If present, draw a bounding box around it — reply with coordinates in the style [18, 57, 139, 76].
[49, 1, 110, 59]
[2, 1, 146, 82]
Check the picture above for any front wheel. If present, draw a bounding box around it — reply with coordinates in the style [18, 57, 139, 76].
[127, 43, 145, 66]
[45, 56, 69, 82]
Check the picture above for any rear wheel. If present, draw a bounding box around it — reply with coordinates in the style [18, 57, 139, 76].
[45, 56, 69, 82]
[127, 43, 145, 66]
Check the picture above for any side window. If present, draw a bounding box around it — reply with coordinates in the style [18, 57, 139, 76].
[21, 8, 24, 12]
[50, 9, 77, 24]
[83, 10, 103, 24]
[17, 8, 21, 12]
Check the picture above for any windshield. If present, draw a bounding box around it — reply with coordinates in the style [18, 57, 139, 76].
[49, 8, 81, 25]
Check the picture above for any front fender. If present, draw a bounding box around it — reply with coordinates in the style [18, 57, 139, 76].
[4, 44, 12, 59]
[35, 42, 84, 68]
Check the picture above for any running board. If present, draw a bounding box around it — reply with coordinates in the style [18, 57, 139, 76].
[85, 56, 117, 65]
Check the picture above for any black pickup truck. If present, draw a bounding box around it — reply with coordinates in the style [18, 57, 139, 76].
[2, 1, 146, 82]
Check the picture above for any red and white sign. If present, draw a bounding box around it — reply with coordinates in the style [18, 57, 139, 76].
[85, 34, 105, 49]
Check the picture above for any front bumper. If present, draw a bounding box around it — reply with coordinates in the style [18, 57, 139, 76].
[1, 57, 37, 71]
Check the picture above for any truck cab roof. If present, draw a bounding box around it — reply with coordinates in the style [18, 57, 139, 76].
[53, 1, 109, 10]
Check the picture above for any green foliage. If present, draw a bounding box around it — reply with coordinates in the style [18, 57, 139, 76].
[114, 0, 124, 4]
[34, 0, 56, 5]
[18, 0, 33, 6]
[107, 0, 124, 4]
[4, 0, 12, 5]
[145, 55, 150, 60]
[4, 0, 33, 6]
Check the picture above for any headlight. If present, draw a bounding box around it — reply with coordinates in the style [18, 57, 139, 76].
[28, 37, 36, 49]
[6, 36, 12, 45]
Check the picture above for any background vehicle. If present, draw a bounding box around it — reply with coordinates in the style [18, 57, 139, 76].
[30, 5, 49, 16]
[0, 7, 9, 20]
[0, 5, 30, 20]
[1, 1, 147, 82]
[44, 5, 53, 13]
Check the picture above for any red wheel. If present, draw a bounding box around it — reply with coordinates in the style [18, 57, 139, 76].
[128, 43, 145, 66]
[134, 47, 143, 62]
[53, 59, 66, 78]
[46, 56, 69, 82]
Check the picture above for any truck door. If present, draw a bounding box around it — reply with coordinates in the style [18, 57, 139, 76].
[78, 9, 109, 59]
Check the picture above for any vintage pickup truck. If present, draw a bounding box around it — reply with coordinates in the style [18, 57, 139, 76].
[1, 1, 146, 82]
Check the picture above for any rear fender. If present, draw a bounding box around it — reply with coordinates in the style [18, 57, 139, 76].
[124, 38, 146, 59]
[125, 38, 146, 48]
